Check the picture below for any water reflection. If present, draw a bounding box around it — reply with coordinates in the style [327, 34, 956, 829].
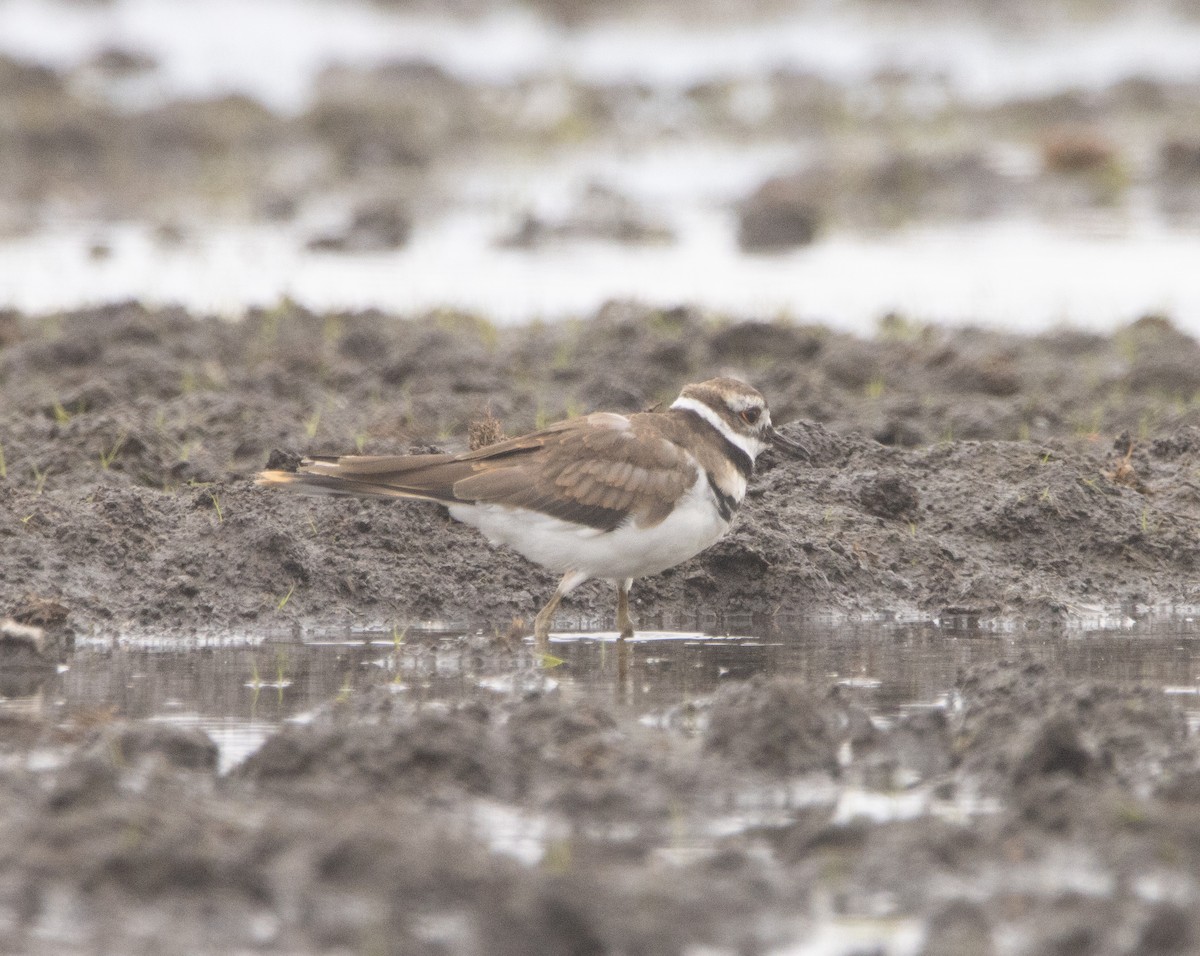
[3, 618, 1199, 770]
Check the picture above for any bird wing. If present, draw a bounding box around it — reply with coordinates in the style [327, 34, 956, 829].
[257, 412, 698, 531]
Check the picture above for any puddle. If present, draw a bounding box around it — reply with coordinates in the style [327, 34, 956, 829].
[8, 616, 1200, 775]
[767, 916, 925, 956]
[4, 215, 1200, 334]
[148, 712, 279, 774]
[4, 617, 1200, 954]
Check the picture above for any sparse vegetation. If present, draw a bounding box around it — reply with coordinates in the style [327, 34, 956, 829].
[434, 310, 499, 352]
[276, 582, 297, 611]
[304, 408, 322, 439]
[536, 651, 565, 668]
[98, 431, 127, 470]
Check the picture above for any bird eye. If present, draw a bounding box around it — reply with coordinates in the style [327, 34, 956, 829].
[740, 407, 762, 425]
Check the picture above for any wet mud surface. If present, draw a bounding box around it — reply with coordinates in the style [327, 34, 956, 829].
[4, 628, 1200, 955]
[1, 304, 1200, 952]
[3, 302, 1200, 634]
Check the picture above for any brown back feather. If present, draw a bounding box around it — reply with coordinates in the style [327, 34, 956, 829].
[281, 411, 698, 531]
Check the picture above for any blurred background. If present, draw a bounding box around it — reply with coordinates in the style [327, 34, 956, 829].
[1, 0, 1199, 332]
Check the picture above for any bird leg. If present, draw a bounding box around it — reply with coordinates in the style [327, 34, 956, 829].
[533, 591, 563, 647]
[615, 578, 635, 639]
[534, 570, 588, 647]
[616, 637, 630, 694]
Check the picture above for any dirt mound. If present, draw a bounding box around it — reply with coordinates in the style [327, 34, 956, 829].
[2, 303, 1199, 635]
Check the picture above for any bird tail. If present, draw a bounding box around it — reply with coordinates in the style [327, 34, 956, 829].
[256, 454, 462, 504]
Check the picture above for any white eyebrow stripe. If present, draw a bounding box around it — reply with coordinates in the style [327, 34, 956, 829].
[670, 395, 762, 461]
[727, 394, 764, 412]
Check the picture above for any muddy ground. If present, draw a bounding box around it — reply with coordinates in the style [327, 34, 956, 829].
[3, 302, 1200, 634]
[6, 655, 1200, 956]
[1, 304, 1200, 954]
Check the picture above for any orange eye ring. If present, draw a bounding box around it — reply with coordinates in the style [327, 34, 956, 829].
[740, 407, 762, 425]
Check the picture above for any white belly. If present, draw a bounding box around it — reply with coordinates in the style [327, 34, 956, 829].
[447, 473, 731, 582]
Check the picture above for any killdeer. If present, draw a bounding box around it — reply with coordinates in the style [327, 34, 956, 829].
[257, 377, 805, 641]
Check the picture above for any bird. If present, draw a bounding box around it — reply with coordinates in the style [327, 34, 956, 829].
[256, 377, 805, 642]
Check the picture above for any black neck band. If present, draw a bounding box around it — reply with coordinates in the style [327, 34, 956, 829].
[707, 474, 739, 522]
[678, 408, 755, 481]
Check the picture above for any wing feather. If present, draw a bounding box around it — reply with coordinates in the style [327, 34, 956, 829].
[259, 411, 698, 531]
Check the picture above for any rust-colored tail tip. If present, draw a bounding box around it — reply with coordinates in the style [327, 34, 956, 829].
[255, 470, 299, 488]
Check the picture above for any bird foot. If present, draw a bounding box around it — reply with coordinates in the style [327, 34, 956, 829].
[533, 601, 558, 649]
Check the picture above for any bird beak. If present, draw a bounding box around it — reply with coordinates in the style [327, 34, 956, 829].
[768, 425, 809, 460]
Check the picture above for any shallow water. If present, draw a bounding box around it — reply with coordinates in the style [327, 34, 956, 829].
[8, 615, 1200, 774]
[4, 617, 1200, 955]
[3, 0, 1200, 111]
[3, 2, 1200, 335]
[5, 214, 1199, 334]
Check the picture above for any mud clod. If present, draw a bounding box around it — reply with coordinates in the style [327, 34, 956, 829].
[92, 723, 220, 772]
[856, 471, 921, 520]
[920, 900, 995, 956]
[704, 677, 842, 775]
[1013, 713, 1098, 783]
[9, 595, 70, 630]
[1133, 904, 1196, 956]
